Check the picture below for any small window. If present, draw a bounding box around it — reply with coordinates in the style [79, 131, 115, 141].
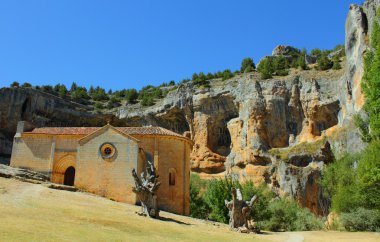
[169, 170, 176, 186]
[104, 147, 112, 155]
[100, 143, 116, 159]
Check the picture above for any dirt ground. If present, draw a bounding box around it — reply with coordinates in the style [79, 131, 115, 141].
[0, 177, 378, 242]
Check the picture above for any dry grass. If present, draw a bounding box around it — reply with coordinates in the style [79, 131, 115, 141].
[0, 177, 379, 242]
[0, 178, 267, 242]
[268, 138, 327, 161]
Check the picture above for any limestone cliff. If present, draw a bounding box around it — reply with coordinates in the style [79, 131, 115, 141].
[116, 0, 378, 215]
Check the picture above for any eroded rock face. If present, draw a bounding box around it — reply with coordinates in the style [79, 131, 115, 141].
[114, 0, 376, 215]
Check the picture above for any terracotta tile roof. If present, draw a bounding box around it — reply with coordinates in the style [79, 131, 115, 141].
[25, 126, 186, 139]
[26, 127, 99, 135]
[119, 127, 184, 138]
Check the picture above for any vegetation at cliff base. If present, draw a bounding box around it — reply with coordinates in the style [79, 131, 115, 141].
[362, 12, 380, 140]
[190, 174, 323, 231]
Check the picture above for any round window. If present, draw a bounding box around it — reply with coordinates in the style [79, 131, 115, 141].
[100, 143, 116, 159]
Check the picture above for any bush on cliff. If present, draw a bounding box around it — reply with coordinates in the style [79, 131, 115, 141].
[362, 10, 380, 140]
[257, 56, 291, 79]
[91, 86, 109, 101]
[241, 58, 256, 73]
[140, 95, 155, 106]
[21, 82, 32, 88]
[124, 88, 139, 104]
[257, 58, 274, 79]
[10, 81, 20, 88]
[71, 87, 90, 103]
[221, 69, 234, 81]
[316, 52, 333, 70]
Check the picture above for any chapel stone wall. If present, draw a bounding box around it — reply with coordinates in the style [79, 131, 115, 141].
[133, 135, 191, 215]
[10, 134, 53, 174]
[76, 128, 139, 204]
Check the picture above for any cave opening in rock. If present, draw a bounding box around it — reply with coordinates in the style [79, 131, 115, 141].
[157, 109, 191, 135]
[21, 98, 31, 120]
[207, 118, 233, 157]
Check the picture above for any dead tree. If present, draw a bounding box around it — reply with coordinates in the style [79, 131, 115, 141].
[225, 187, 258, 232]
[132, 161, 161, 218]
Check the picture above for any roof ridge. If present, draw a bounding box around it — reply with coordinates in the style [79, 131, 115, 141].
[25, 126, 188, 140]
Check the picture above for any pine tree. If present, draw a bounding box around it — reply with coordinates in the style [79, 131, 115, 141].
[257, 58, 274, 79]
[240, 58, 256, 73]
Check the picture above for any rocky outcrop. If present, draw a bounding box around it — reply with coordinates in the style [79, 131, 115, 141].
[0, 164, 78, 191]
[0, 164, 49, 181]
[272, 45, 300, 56]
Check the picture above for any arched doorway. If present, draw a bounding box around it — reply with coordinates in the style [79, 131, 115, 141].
[52, 155, 76, 185]
[64, 166, 75, 186]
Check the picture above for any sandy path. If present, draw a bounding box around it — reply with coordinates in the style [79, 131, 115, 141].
[283, 233, 304, 242]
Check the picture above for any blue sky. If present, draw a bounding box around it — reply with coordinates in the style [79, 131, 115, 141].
[0, 0, 363, 91]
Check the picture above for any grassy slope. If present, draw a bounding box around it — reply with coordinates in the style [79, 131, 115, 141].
[0, 177, 379, 242]
[0, 178, 267, 242]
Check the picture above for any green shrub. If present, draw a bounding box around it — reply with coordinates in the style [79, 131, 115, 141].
[321, 153, 361, 213]
[94, 102, 104, 109]
[206, 72, 214, 80]
[91, 87, 109, 101]
[221, 69, 234, 81]
[107, 96, 121, 109]
[340, 208, 380, 232]
[273, 56, 289, 75]
[265, 199, 323, 232]
[70, 82, 78, 92]
[189, 176, 323, 232]
[21, 82, 32, 88]
[240, 181, 274, 226]
[362, 10, 380, 140]
[357, 140, 380, 210]
[203, 176, 238, 223]
[141, 95, 155, 106]
[332, 55, 342, 70]
[54, 84, 68, 98]
[257, 56, 291, 79]
[10, 81, 20, 88]
[124, 89, 138, 104]
[354, 114, 371, 143]
[192, 72, 211, 87]
[71, 87, 90, 103]
[241, 58, 255, 73]
[321, 140, 380, 214]
[317, 53, 333, 70]
[257, 58, 274, 79]
[311, 48, 322, 58]
[189, 174, 209, 219]
[297, 49, 308, 70]
[244, 65, 255, 73]
[41, 85, 54, 94]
